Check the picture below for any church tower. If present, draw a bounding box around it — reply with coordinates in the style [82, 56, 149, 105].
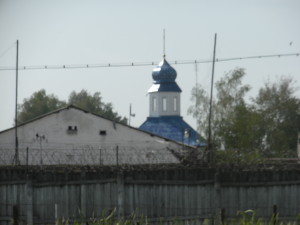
[139, 57, 206, 147]
[148, 58, 181, 117]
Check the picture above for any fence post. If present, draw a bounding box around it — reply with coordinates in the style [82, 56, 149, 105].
[26, 176, 33, 225]
[116, 145, 119, 167]
[13, 205, 19, 225]
[99, 148, 102, 165]
[26, 147, 29, 167]
[272, 204, 278, 225]
[116, 171, 124, 219]
[214, 171, 222, 225]
[221, 208, 225, 225]
[80, 172, 86, 220]
[55, 204, 58, 225]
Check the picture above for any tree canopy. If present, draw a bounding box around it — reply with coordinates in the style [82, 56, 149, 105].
[253, 77, 300, 157]
[17, 89, 66, 124]
[68, 90, 127, 124]
[17, 89, 127, 125]
[188, 69, 300, 159]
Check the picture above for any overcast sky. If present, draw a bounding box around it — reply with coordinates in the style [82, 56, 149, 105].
[0, 0, 300, 132]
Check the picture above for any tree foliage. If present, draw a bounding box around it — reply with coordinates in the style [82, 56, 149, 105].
[17, 89, 66, 124]
[253, 77, 300, 157]
[68, 90, 127, 124]
[188, 68, 254, 150]
[188, 69, 300, 159]
[213, 69, 253, 149]
[17, 89, 127, 125]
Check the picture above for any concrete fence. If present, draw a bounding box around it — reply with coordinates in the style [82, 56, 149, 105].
[0, 165, 299, 224]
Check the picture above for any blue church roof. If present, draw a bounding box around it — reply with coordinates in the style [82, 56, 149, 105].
[139, 116, 207, 147]
[149, 58, 182, 93]
[148, 82, 181, 93]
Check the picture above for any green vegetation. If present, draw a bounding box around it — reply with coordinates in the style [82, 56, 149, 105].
[188, 69, 300, 159]
[56, 209, 149, 225]
[17, 89, 127, 125]
[231, 210, 300, 225]
[17, 89, 66, 124]
[52, 209, 300, 225]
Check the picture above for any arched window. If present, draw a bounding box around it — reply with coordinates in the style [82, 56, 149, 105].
[173, 97, 177, 111]
[152, 97, 157, 112]
[162, 97, 167, 111]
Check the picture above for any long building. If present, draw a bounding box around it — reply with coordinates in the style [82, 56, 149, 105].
[0, 105, 192, 165]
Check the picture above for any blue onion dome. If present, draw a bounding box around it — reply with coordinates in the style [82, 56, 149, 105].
[152, 59, 177, 84]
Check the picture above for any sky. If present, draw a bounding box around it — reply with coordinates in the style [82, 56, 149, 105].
[0, 0, 300, 132]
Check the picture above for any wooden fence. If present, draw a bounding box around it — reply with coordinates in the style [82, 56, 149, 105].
[0, 165, 299, 224]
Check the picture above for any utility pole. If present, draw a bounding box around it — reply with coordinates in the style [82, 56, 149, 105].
[13, 40, 20, 165]
[35, 133, 46, 165]
[163, 28, 166, 58]
[195, 62, 199, 108]
[128, 104, 135, 126]
[208, 33, 217, 164]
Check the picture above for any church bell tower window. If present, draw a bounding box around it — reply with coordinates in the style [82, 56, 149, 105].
[152, 97, 157, 112]
[173, 97, 177, 112]
[162, 97, 167, 111]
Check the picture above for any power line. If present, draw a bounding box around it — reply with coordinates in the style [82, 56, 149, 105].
[0, 52, 299, 71]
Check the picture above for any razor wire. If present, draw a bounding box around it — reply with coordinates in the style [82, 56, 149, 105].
[0, 145, 199, 166]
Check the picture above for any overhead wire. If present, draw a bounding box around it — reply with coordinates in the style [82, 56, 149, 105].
[0, 52, 299, 71]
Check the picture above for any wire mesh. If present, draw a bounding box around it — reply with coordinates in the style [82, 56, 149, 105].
[0, 144, 197, 166]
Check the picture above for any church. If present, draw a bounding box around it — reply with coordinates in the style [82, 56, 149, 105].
[139, 57, 206, 147]
[0, 56, 206, 167]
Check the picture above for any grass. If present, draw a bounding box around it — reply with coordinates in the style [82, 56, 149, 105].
[224, 210, 300, 225]
[51, 209, 300, 225]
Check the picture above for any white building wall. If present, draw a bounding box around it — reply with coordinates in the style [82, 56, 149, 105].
[149, 92, 180, 117]
[0, 107, 184, 165]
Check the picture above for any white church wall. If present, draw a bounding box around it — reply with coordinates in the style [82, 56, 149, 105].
[149, 92, 181, 117]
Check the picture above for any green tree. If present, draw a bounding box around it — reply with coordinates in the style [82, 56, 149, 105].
[188, 68, 256, 151]
[189, 70, 300, 159]
[17, 89, 127, 125]
[68, 89, 127, 124]
[17, 89, 66, 124]
[213, 68, 253, 149]
[253, 77, 300, 157]
[188, 82, 211, 139]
